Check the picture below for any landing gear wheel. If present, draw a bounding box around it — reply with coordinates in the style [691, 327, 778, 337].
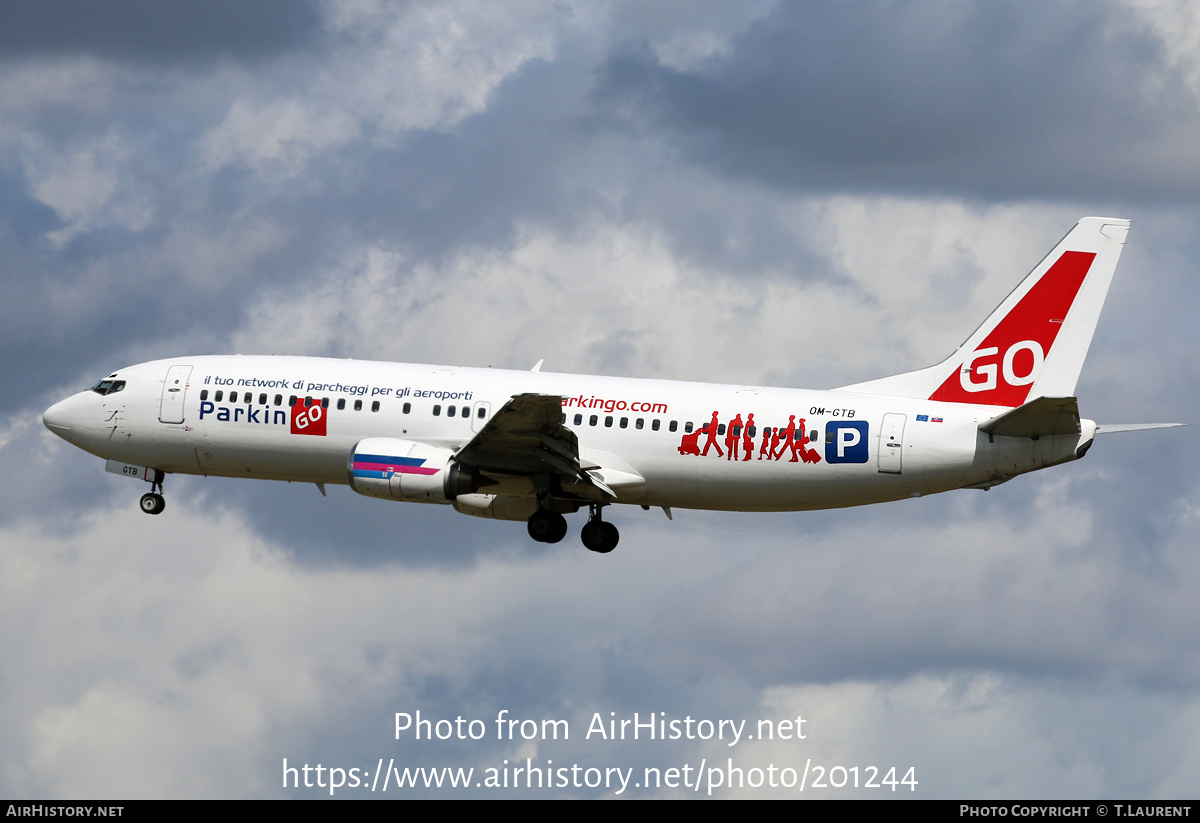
[600, 521, 619, 552]
[140, 492, 165, 515]
[527, 510, 567, 543]
[581, 519, 618, 553]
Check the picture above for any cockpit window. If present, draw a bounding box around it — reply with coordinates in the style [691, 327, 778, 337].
[90, 379, 126, 396]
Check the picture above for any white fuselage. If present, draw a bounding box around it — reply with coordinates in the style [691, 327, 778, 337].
[44, 355, 1093, 514]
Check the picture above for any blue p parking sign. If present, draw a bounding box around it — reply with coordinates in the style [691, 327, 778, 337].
[825, 421, 869, 463]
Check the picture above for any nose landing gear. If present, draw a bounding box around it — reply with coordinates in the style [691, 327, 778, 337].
[140, 492, 165, 515]
[139, 474, 166, 515]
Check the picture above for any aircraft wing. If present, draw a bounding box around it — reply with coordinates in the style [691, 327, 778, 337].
[454, 394, 643, 502]
[455, 393, 581, 476]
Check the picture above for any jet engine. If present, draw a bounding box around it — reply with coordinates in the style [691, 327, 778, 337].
[348, 438, 478, 503]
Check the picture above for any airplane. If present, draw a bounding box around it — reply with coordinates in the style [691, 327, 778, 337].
[42, 217, 1182, 553]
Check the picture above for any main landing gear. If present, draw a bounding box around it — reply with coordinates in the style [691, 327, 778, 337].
[525, 504, 620, 553]
[139, 474, 166, 515]
[580, 504, 619, 554]
[527, 509, 568, 543]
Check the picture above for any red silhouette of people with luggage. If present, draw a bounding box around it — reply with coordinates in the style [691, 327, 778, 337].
[778, 415, 799, 461]
[725, 413, 743, 460]
[701, 411, 723, 457]
[677, 410, 821, 465]
[677, 426, 703, 456]
[795, 417, 821, 463]
[759, 426, 773, 460]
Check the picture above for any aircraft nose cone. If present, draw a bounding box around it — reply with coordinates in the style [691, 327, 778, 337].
[43, 397, 72, 435]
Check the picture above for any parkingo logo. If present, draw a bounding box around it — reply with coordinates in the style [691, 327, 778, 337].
[825, 421, 869, 463]
[291, 402, 328, 436]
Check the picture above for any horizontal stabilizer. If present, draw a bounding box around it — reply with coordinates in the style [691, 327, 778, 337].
[1096, 422, 1187, 434]
[979, 396, 1081, 438]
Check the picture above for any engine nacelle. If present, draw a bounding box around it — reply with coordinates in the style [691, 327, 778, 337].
[348, 438, 478, 503]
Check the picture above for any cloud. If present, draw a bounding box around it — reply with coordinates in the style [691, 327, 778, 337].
[595, 1, 1200, 201]
[5, 0, 1200, 800]
[5, 457, 1199, 797]
[0, 1, 321, 65]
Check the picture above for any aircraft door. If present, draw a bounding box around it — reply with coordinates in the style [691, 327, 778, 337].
[878, 413, 906, 474]
[471, 401, 491, 433]
[159, 365, 193, 424]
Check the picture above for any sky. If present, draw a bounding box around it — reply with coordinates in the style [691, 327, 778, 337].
[3, 0, 1199, 799]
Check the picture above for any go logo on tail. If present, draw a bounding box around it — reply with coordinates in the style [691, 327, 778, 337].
[960, 340, 1045, 393]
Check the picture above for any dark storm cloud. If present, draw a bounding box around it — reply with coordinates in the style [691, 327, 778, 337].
[0, 0, 321, 64]
[595, 1, 1200, 201]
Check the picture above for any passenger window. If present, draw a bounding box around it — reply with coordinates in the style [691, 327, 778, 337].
[669, 421, 677, 432]
[230, 391, 238, 402]
[574, 414, 582, 426]
[433, 405, 441, 416]
[589, 415, 598, 426]
[685, 422, 693, 433]
[636, 418, 644, 430]
[216, 391, 224, 402]
[605, 416, 613, 427]
[305, 396, 314, 408]
[274, 394, 282, 406]
[732, 425, 741, 437]
[403, 402, 411, 414]
[748, 426, 756, 438]
[354, 399, 362, 411]
[200, 390, 208, 401]
[288, 395, 296, 406]
[619, 417, 628, 428]
[718, 424, 726, 436]
[372, 401, 380, 412]
[321, 398, 329, 409]
[337, 398, 346, 410]
[810, 430, 818, 442]
[477, 407, 485, 419]
[259, 393, 267, 405]
[245, 393, 252, 404]
[652, 419, 661, 431]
